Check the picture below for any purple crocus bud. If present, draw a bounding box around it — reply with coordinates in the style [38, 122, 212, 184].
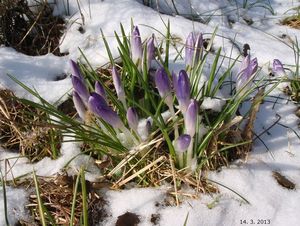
[236, 56, 258, 93]
[72, 76, 89, 104]
[155, 68, 173, 106]
[147, 35, 155, 69]
[273, 59, 285, 76]
[185, 32, 203, 68]
[95, 81, 106, 99]
[250, 58, 258, 74]
[174, 134, 191, 153]
[175, 70, 191, 113]
[155, 68, 171, 97]
[73, 91, 86, 120]
[127, 107, 139, 131]
[70, 60, 84, 81]
[88, 92, 123, 128]
[184, 99, 198, 137]
[112, 66, 125, 102]
[131, 26, 143, 64]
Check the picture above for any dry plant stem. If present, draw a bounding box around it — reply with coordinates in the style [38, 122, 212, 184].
[178, 152, 184, 169]
[113, 156, 166, 188]
[169, 155, 179, 206]
[167, 102, 179, 139]
[186, 137, 194, 169]
[114, 148, 153, 185]
[107, 137, 164, 177]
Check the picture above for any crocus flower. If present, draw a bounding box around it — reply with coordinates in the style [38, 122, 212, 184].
[155, 67, 173, 106]
[88, 92, 123, 128]
[174, 70, 191, 114]
[143, 34, 155, 72]
[95, 81, 106, 99]
[184, 99, 198, 137]
[185, 32, 203, 68]
[127, 107, 139, 131]
[236, 55, 258, 93]
[174, 134, 191, 153]
[112, 66, 125, 103]
[73, 91, 86, 120]
[72, 76, 90, 104]
[70, 60, 84, 80]
[273, 59, 285, 76]
[131, 26, 143, 64]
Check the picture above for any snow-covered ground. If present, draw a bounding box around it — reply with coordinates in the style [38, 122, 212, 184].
[1, 0, 300, 225]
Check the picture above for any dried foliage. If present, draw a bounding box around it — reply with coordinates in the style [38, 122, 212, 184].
[282, 15, 300, 29]
[25, 173, 109, 225]
[0, 89, 61, 161]
[0, 0, 65, 56]
[206, 89, 265, 169]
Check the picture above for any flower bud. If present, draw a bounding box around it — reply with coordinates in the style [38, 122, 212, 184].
[184, 99, 198, 137]
[88, 92, 123, 128]
[95, 81, 106, 99]
[70, 60, 84, 80]
[273, 59, 285, 76]
[236, 55, 258, 93]
[131, 26, 143, 64]
[127, 107, 139, 131]
[185, 32, 203, 68]
[155, 67, 173, 106]
[174, 134, 191, 153]
[73, 91, 86, 120]
[143, 34, 155, 72]
[175, 70, 190, 113]
[112, 66, 125, 102]
[72, 76, 89, 104]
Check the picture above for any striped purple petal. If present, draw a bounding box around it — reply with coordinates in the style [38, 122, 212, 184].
[88, 92, 123, 128]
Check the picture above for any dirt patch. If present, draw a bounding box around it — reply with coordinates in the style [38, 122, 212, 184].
[0, 0, 66, 56]
[116, 212, 140, 226]
[150, 213, 160, 225]
[272, 171, 296, 190]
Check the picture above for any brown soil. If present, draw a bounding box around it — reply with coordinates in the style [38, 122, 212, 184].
[0, 0, 66, 56]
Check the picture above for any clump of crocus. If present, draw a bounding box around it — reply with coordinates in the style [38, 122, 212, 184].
[70, 60, 142, 147]
[185, 32, 203, 70]
[236, 55, 258, 97]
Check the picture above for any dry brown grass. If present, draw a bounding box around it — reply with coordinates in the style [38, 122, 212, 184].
[282, 15, 300, 29]
[0, 89, 62, 162]
[16, 172, 108, 225]
[0, 0, 65, 56]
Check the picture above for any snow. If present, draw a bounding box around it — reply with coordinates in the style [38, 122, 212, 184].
[1, 0, 300, 225]
[0, 186, 29, 225]
[0, 47, 71, 104]
[0, 137, 100, 182]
